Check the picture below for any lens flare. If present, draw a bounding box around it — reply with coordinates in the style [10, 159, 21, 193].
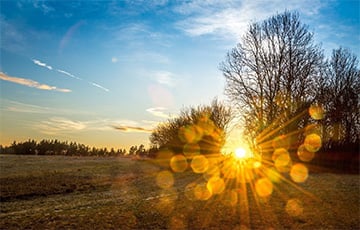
[156, 170, 174, 189]
[183, 143, 200, 158]
[255, 177, 273, 197]
[304, 133, 322, 152]
[265, 167, 281, 183]
[203, 164, 220, 181]
[207, 176, 225, 194]
[290, 163, 309, 183]
[178, 125, 203, 144]
[156, 149, 174, 167]
[170, 154, 188, 172]
[191, 155, 209, 173]
[194, 182, 212, 200]
[273, 148, 292, 172]
[221, 190, 238, 207]
[286, 198, 304, 217]
[309, 104, 324, 120]
[297, 144, 315, 162]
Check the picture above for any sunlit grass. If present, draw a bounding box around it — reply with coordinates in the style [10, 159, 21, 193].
[150, 104, 329, 227]
[1, 153, 359, 229]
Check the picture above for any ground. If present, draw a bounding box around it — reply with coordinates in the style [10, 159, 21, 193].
[0, 154, 359, 229]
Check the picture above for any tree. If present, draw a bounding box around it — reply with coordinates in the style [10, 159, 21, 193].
[128, 146, 137, 155]
[220, 11, 323, 148]
[317, 48, 360, 148]
[149, 98, 232, 155]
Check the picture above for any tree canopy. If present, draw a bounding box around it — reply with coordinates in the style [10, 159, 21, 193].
[149, 98, 232, 156]
[221, 11, 323, 142]
[221, 11, 359, 164]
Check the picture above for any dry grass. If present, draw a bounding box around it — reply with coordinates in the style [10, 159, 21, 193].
[0, 154, 359, 229]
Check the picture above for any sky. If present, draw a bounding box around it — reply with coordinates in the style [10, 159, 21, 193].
[1, 0, 359, 150]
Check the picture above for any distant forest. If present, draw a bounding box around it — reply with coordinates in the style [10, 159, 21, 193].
[0, 139, 157, 157]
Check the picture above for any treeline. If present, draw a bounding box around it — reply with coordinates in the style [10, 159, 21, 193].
[0, 139, 158, 157]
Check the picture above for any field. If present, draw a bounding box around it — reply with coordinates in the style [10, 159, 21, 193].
[0, 154, 359, 229]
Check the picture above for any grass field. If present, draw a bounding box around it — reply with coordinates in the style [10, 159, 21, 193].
[0, 154, 359, 229]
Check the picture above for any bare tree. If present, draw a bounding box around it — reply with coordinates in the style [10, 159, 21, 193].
[149, 98, 232, 155]
[220, 11, 323, 146]
[318, 48, 360, 147]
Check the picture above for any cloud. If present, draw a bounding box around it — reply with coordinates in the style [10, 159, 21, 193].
[0, 16, 25, 52]
[0, 99, 91, 115]
[111, 57, 118, 63]
[32, 59, 53, 70]
[32, 58, 110, 92]
[112, 22, 173, 48]
[146, 107, 171, 118]
[32, 116, 154, 135]
[90, 82, 110, 92]
[35, 117, 116, 135]
[111, 119, 155, 133]
[151, 71, 177, 87]
[0, 72, 71, 93]
[112, 125, 152, 133]
[56, 69, 81, 80]
[36, 117, 86, 135]
[33, 0, 55, 14]
[175, 0, 327, 41]
[3, 102, 52, 114]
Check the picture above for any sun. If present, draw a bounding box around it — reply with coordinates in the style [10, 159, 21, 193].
[235, 147, 247, 159]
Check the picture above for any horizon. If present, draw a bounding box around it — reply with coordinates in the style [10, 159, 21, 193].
[1, 0, 359, 150]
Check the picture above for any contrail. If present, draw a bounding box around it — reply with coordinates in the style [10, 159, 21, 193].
[31, 58, 110, 92]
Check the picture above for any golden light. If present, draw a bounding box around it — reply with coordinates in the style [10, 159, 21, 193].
[153, 104, 325, 228]
[191, 155, 209, 173]
[235, 147, 246, 159]
[170, 154, 188, 172]
[232, 146, 254, 162]
[255, 177, 273, 197]
[156, 170, 174, 189]
[290, 163, 309, 183]
[286, 199, 304, 217]
[309, 104, 324, 120]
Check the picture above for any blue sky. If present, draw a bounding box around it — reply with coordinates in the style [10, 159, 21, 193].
[1, 0, 359, 150]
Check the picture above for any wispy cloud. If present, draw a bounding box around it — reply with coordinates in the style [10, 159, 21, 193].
[1, 100, 55, 114]
[146, 107, 171, 118]
[90, 82, 110, 92]
[0, 72, 71, 92]
[36, 117, 86, 135]
[0, 99, 92, 115]
[151, 71, 177, 87]
[35, 117, 115, 135]
[175, 0, 327, 41]
[35, 117, 154, 135]
[0, 16, 25, 52]
[56, 69, 81, 80]
[111, 22, 173, 49]
[33, 0, 55, 14]
[111, 119, 155, 133]
[32, 59, 53, 70]
[112, 125, 152, 133]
